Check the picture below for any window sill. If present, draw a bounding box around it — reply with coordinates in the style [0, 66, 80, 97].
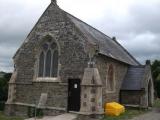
[106, 90, 116, 94]
[33, 77, 60, 83]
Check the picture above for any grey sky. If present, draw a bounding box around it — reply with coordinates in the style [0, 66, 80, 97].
[0, 0, 160, 72]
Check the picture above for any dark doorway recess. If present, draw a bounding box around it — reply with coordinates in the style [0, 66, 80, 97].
[68, 79, 81, 112]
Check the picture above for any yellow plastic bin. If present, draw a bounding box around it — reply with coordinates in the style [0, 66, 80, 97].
[105, 102, 125, 116]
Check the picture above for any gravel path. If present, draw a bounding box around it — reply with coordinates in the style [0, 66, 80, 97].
[129, 108, 160, 120]
[25, 109, 160, 120]
[25, 113, 77, 120]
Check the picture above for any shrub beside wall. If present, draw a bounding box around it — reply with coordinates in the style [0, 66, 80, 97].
[0, 101, 5, 111]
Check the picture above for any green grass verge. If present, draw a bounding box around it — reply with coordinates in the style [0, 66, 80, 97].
[102, 109, 147, 120]
[0, 111, 23, 120]
[153, 99, 160, 108]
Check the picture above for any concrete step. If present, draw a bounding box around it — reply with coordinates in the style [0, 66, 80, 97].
[25, 113, 78, 120]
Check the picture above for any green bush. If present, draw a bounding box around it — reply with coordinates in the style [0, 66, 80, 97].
[155, 80, 160, 98]
[151, 60, 160, 98]
[0, 101, 5, 111]
[153, 99, 160, 107]
[0, 73, 12, 102]
[27, 106, 43, 118]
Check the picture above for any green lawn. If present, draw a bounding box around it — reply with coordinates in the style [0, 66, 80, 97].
[102, 109, 147, 120]
[0, 112, 23, 120]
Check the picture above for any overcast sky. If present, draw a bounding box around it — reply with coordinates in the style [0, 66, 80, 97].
[0, 0, 160, 72]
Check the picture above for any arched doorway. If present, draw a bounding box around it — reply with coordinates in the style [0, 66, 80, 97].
[148, 80, 153, 107]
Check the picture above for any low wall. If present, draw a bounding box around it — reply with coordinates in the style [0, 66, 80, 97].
[5, 103, 66, 118]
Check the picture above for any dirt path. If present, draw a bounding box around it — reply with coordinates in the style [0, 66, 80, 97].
[129, 108, 160, 120]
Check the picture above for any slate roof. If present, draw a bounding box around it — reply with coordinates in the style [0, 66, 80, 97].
[14, 2, 140, 66]
[121, 66, 145, 90]
[66, 13, 140, 66]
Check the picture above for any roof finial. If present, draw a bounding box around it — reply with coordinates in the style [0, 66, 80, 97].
[51, 0, 57, 4]
[146, 60, 151, 65]
[112, 36, 117, 41]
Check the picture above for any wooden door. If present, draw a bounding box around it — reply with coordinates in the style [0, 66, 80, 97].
[68, 79, 81, 111]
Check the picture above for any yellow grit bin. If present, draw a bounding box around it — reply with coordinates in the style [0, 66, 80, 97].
[105, 102, 125, 116]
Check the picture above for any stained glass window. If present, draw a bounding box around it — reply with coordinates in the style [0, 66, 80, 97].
[38, 52, 44, 77]
[45, 50, 51, 77]
[38, 40, 58, 78]
[52, 50, 58, 77]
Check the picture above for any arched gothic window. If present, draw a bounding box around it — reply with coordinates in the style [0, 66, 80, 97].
[38, 40, 58, 77]
[106, 64, 115, 91]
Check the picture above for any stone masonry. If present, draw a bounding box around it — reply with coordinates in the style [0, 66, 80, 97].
[5, 0, 154, 118]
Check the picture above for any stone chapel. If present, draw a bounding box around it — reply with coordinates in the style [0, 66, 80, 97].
[5, 0, 154, 118]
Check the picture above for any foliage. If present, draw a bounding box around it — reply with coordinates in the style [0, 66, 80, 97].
[151, 60, 160, 98]
[27, 106, 43, 118]
[102, 109, 147, 120]
[0, 72, 11, 101]
[0, 72, 5, 78]
[0, 101, 5, 111]
[0, 111, 23, 120]
[155, 80, 160, 98]
[151, 60, 160, 81]
[153, 99, 160, 108]
[0, 72, 12, 110]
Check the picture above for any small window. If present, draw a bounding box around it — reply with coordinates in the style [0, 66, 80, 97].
[38, 40, 58, 78]
[106, 64, 115, 92]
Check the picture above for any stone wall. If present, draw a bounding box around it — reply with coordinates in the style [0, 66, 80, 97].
[5, 103, 65, 117]
[141, 65, 154, 107]
[13, 2, 90, 105]
[15, 83, 67, 108]
[96, 55, 128, 105]
[14, 3, 89, 84]
[120, 91, 142, 105]
[6, 3, 89, 116]
[120, 64, 154, 108]
[6, 2, 130, 117]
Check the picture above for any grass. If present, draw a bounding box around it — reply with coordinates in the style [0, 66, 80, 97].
[153, 99, 160, 108]
[102, 109, 147, 120]
[0, 111, 23, 120]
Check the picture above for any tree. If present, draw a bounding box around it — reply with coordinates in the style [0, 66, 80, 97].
[0, 72, 12, 101]
[151, 60, 160, 98]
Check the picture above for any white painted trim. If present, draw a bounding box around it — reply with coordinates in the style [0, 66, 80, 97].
[34, 77, 60, 82]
